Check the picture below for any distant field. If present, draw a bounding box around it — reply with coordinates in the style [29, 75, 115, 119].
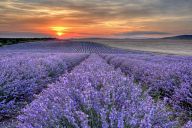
[1, 40, 192, 127]
[73, 39, 192, 55]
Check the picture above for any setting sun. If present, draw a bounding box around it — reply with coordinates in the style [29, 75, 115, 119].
[56, 32, 64, 36]
[50, 26, 68, 37]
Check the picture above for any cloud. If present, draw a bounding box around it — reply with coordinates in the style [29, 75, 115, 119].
[0, 0, 192, 37]
[2, 0, 192, 21]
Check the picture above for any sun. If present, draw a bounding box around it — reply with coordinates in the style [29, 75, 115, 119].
[56, 32, 64, 36]
[50, 26, 68, 37]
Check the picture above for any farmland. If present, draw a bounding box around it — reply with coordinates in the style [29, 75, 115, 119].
[73, 38, 192, 56]
[0, 40, 191, 127]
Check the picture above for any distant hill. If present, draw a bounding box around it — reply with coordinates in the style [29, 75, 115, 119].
[0, 38, 55, 46]
[162, 35, 192, 40]
[73, 35, 192, 41]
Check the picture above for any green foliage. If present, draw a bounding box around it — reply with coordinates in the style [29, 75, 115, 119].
[80, 105, 102, 128]
[58, 117, 76, 128]
[87, 108, 102, 128]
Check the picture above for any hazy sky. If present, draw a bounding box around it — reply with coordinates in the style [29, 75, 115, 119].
[0, 0, 192, 38]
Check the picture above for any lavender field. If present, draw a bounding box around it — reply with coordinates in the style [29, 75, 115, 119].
[0, 41, 191, 128]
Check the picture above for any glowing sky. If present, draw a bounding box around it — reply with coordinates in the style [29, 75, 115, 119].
[0, 0, 192, 38]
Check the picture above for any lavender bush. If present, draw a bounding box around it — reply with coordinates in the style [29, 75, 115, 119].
[182, 121, 192, 128]
[0, 53, 88, 119]
[0, 41, 191, 127]
[17, 54, 178, 128]
[101, 53, 192, 121]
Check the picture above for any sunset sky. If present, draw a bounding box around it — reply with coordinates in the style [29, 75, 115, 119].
[0, 0, 192, 38]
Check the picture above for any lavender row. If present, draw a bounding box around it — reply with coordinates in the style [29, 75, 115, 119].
[101, 53, 192, 119]
[0, 53, 88, 119]
[17, 54, 181, 128]
[0, 41, 128, 54]
[110, 52, 192, 64]
[0, 52, 49, 62]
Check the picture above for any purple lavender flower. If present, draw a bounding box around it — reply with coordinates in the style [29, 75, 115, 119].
[17, 54, 179, 128]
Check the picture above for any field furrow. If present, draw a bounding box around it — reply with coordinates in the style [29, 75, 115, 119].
[0, 53, 89, 121]
[0, 41, 191, 128]
[17, 54, 180, 128]
[101, 53, 192, 123]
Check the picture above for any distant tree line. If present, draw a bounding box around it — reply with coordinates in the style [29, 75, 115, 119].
[0, 38, 56, 47]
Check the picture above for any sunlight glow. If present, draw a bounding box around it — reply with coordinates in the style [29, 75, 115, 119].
[51, 26, 68, 32]
[56, 32, 64, 36]
[50, 26, 68, 37]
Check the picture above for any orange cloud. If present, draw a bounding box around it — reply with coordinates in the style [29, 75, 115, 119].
[0, 0, 192, 38]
